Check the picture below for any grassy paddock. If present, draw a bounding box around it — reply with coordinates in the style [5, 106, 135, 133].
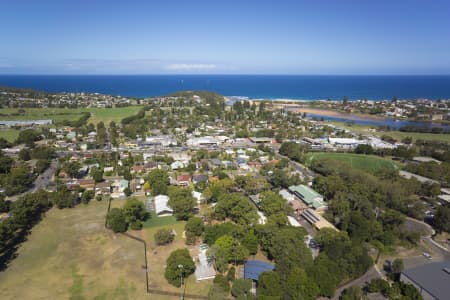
[0, 200, 148, 300]
[305, 152, 399, 174]
[0, 106, 143, 125]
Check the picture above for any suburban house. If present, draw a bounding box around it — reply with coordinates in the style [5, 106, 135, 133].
[111, 179, 128, 199]
[244, 260, 275, 281]
[288, 185, 327, 211]
[95, 181, 111, 196]
[192, 174, 208, 185]
[177, 174, 192, 186]
[79, 179, 95, 190]
[154, 195, 173, 216]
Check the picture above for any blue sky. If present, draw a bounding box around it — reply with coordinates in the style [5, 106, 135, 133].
[0, 0, 449, 75]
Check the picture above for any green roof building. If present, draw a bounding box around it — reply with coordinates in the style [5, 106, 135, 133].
[288, 184, 326, 210]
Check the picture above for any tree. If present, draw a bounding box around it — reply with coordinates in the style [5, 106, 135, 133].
[185, 217, 204, 236]
[148, 169, 169, 196]
[164, 249, 195, 287]
[241, 231, 258, 255]
[168, 187, 196, 220]
[16, 129, 40, 146]
[122, 198, 147, 224]
[213, 274, 230, 293]
[214, 193, 258, 225]
[207, 244, 229, 273]
[257, 271, 283, 299]
[106, 208, 127, 233]
[434, 205, 450, 233]
[285, 267, 319, 300]
[340, 285, 365, 300]
[124, 187, 132, 197]
[154, 228, 174, 245]
[354, 144, 373, 155]
[62, 161, 81, 178]
[81, 190, 94, 204]
[90, 166, 103, 183]
[19, 148, 31, 161]
[231, 278, 252, 298]
[260, 191, 291, 218]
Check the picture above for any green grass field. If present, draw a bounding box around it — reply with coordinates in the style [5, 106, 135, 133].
[305, 152, 399, 174]
[0, 129, 20, 142]
[142, 212, 178, 228]
[0, 106, 143, 125]
[330, 121, 450, 143]
[0, 199, 211, 300]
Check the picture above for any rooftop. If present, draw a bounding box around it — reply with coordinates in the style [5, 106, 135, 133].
[288, 185, 325, 209]
[401, 261, 450, 300]
[244, 260, 275, 281]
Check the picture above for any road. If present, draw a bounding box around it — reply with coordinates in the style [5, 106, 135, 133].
[31, 159, 58, 192]
[6, 159, 58, 201]
[332, 266, 383, 300]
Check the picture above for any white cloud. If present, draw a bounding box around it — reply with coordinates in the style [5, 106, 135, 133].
[164, 63, 217, 71]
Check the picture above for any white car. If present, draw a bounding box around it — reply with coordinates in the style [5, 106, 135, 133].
[423, 252, 432, 260]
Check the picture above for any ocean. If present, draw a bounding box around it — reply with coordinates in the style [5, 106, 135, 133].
[1, 75, 450, 100]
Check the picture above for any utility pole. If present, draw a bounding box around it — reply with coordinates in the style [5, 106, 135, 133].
[178, 264, 184, 300]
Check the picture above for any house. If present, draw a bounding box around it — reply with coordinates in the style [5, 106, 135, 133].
[144, 161, 158, 171]
[192, 174, 208, 185]
[130, 178, 143, 193]
[79, 179, 95, 190]
[111, 179, 128, 199]
[249, 137, 274, 144]
[177, 174, 192, 186]
[95, 181, 111, 196]
[192, 191, 204, 205]
[248, 161, 262, 169]
[171, 161, 185, 170]
[288, 185, 327, 211]
[154, 195, 173, 216]
[400, 262, 450, 300]
[244, 260, 275, 281]
[103, 166, 114, 173]
[131, 165, 144, 174]
[209, 159, 222, 169]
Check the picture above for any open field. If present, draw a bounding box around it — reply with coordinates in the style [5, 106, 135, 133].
[0, 129, 20, 142]
[330, 121, 450, 143]
[0, 199, 212, 300]
[0, 106, 143, 125]
[305, 152, 399, 174]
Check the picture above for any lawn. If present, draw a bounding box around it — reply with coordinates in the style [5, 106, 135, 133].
[0, 106, 143, 125]
[0, 129, 20, 142]
[142, 212, 178, 228]
[305, 152, 399, 174]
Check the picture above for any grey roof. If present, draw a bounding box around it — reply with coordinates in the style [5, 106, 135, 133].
[401, 261, 450, 299]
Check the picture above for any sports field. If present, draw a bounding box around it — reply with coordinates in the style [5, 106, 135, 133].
[0, 106, 143, 125]
[0, 199, 211, 300]
[305, 152, 399, 174]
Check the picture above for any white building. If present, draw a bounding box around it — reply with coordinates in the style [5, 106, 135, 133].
[154, 195, 173, 216]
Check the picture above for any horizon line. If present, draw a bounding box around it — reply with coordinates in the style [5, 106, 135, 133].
[1, 73, 450, 76]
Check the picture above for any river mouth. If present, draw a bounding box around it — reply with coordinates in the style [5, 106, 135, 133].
[290, 108, 450, 131]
